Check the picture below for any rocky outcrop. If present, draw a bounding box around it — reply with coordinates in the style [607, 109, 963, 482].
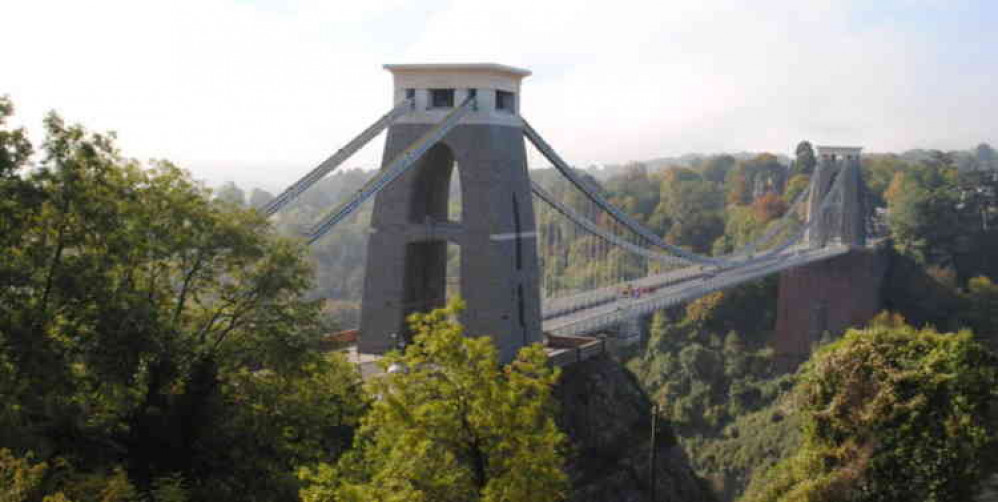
[555, 355, 716, 502]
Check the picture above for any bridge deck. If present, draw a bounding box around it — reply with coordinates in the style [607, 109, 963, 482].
[542, 245, 851, 337]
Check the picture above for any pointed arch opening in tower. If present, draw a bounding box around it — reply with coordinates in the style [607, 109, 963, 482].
[409, 143, 461, 224]
[448, 164, 462, 222]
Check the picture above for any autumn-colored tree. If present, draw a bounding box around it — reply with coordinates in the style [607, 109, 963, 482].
[751, 193, 788, 223]
[685, 292, 725, 326]
[883, 170, 910, 206]
[860, 154, 909, 207]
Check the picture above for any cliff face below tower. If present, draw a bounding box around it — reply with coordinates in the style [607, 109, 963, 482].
[555, 355, 716, 502]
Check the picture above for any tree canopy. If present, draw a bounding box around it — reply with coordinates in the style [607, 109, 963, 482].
[0, 97, 364, 500]
[793, 141, 816, 177]
[743, 316, 998, 502]
[299, 300, 568, 502]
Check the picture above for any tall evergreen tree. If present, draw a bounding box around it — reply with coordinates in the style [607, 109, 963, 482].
[793, 140, 816, 176]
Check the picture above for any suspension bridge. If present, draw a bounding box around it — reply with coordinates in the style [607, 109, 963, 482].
[260, 63, 876, 365]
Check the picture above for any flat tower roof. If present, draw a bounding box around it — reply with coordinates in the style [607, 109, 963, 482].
[383, 63, 531, 78]
[815, 145, 863, 153]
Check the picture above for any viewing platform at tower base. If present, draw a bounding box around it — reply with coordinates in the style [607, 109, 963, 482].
[326, 331, 608, 378]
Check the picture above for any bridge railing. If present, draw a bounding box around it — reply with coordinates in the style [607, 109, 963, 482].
[543, 245, 851, 337]
[540, 264, 708, 319]
[533, 157, 838, 319]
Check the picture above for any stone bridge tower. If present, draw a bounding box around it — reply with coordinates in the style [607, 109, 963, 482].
[778, 144, 885, 368]
[807, 145, 867, 248]
[359, 63, 542, 363]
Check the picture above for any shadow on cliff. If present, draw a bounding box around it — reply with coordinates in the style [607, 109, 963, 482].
[881, 245, 965, 330]
[555, 354, 717, 502]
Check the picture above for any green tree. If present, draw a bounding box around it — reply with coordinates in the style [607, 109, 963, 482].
[793, 141, 816, 176]
[648, 311, 670, 348]
[0, 96, 32, 177]
[962, 276, 998, 350]
[215, 180, 246, 206]
[886, 168, 962, 265]
[0, 103, 362, 499]
[300, 300, 568, 502]
[206, 355, 365, 499]
[656, 169, 725, 253]
[0, 447, 193, 502]
[604, 162, 660, 225]
[743, 320, 998, 502]
[701, 155, 737, 186]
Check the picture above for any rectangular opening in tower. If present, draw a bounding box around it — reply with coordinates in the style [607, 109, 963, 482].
[401, 241, 448, 341]
[496, 90, 515, 113]
[446, 242, 461, 305]
[429, 89, 454, 109]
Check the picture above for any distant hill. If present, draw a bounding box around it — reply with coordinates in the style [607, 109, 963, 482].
[570, 152, 792, 181]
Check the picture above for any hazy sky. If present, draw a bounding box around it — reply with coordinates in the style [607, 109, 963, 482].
[3, 0, 996, 190]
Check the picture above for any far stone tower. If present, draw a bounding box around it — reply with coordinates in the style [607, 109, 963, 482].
[807, 145, 866, 248]
[359, 63, 542, 363]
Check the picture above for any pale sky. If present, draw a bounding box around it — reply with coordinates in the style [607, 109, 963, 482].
[3, 0, 996, 190]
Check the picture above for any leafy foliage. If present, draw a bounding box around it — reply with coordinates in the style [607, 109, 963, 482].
[626, 281, 792, 500]
[751, 193, 787, 223]
[658, 168, 726, 253]
[0, 100, 364, 500]
[793, 141, 816, 177]
[685, 398, 801, 501]
[0, 447, 189, 502]
[299, 300, 568, 502]
[630, 279, 783, 433]
[960, 276, 998, 351]
[743, 318, 998, 502]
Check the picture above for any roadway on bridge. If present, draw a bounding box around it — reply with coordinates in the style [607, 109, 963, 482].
[541, 245, 851, 337]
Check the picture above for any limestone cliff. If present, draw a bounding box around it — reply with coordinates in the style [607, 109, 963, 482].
[555, 355, 716, 502]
